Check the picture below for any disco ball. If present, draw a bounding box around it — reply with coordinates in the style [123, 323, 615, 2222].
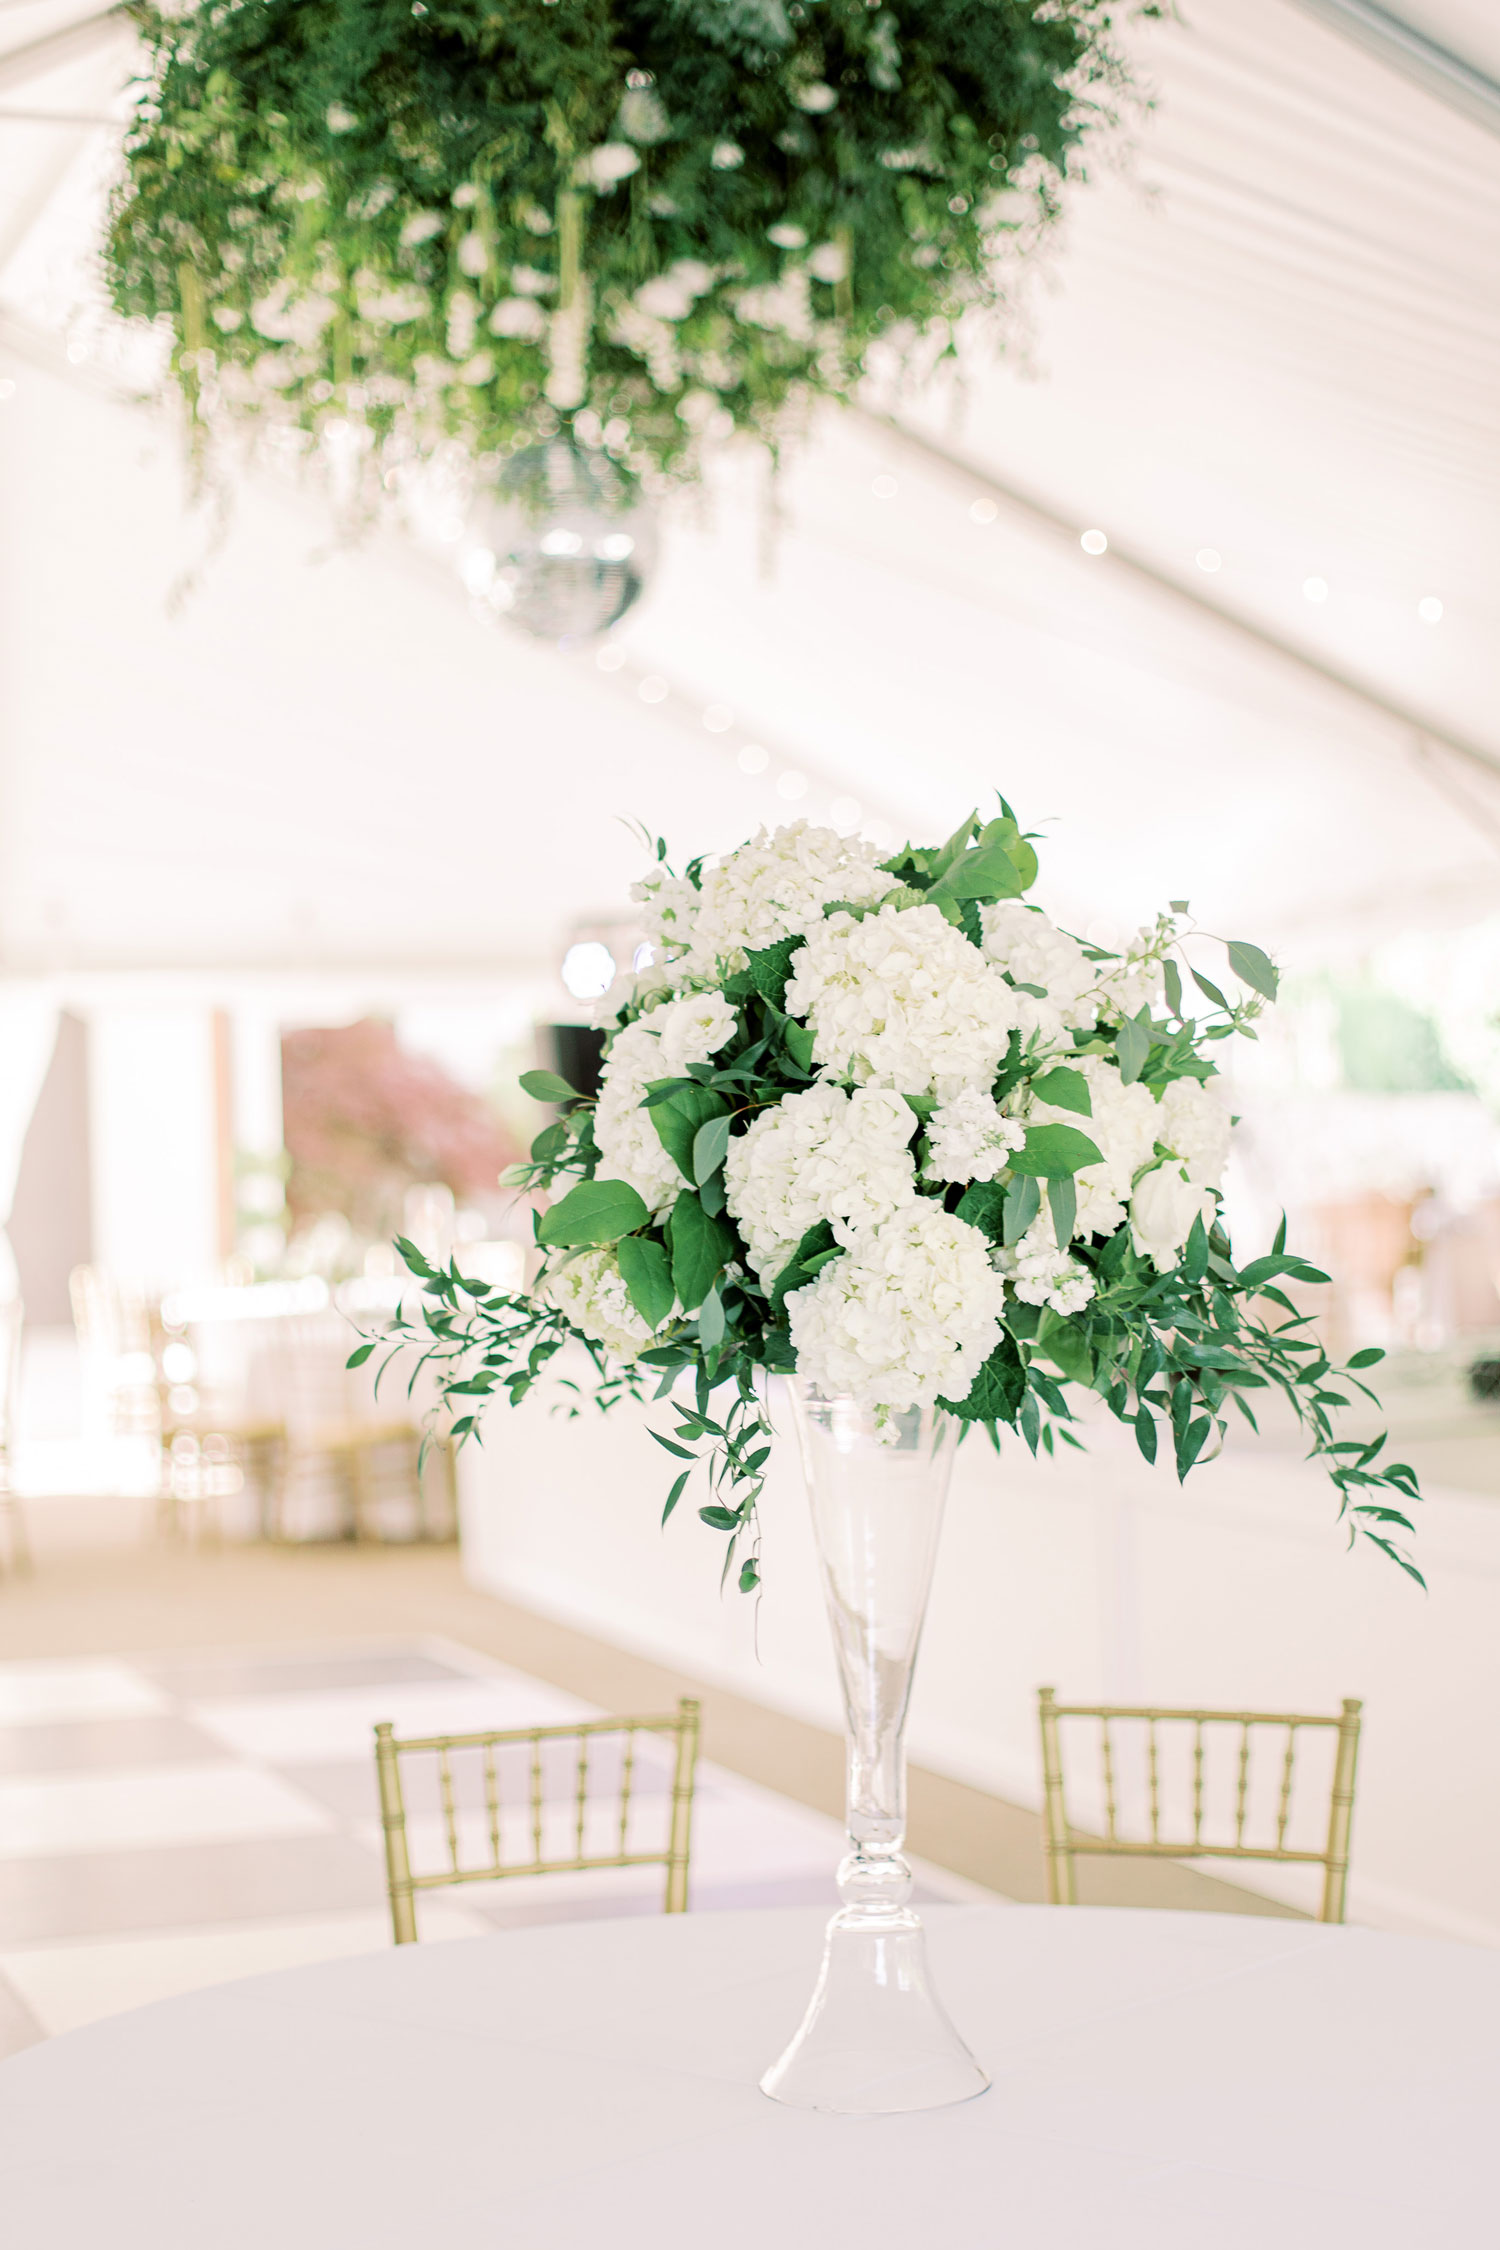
[461, 439, 655, 644]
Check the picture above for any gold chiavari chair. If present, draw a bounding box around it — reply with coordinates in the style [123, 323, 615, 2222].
[373, 1698, 702, 1944]
[1037, 1687, 1363, 1923]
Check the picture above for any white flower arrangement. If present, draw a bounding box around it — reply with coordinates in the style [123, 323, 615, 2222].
[378, 802, 1423, 1592]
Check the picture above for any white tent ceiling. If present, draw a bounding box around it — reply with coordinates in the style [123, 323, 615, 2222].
[1, 0, 1497, 979]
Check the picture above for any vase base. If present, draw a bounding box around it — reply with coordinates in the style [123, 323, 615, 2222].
[760, 1912, 991, 2117]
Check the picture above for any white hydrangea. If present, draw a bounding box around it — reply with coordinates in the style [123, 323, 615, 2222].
[543, 1249, 662, 1362]
[981, 902, 1100, 1049]
[925, 1089, 1026, 1185]
[633, 823, 892, 985]
[592, 994, 736, 1214]
[997, 1214, 1097, 1316]
[786, 902, 1018, 1098]
[786, 1203, 1007, 1422]
[1130, 1163, 1216, 1271]
[724, 1083, 917, 1282]
[1155, 1075, 1231, 1189]
[1028, 1053, 1160, 1241]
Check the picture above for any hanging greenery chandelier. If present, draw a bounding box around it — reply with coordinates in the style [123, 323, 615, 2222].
[106, 0, 1145, 500]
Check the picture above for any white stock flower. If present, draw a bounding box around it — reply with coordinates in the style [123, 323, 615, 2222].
[1029, 1053, 1158, 1241]
[981, 902, 1100, 1049]
[786, 902, 1017, 1098]
[724, 1083, 916, 1282]
[787, 1203, 1007, 1421]
[1130, 1162, 1215, 1271]
[925, 1088, 1025, 1185]
[1155, 1075, 1231, 1189]
[630, 867, 700, 966]
[997, 1214, 1097, 1316]
[543, 1249, 662, 1361]
[488, 297, 545, 340]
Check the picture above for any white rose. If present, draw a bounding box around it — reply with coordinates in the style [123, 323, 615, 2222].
[1130, 1163, 1215, 1271]
[656, 990, 737, 1075]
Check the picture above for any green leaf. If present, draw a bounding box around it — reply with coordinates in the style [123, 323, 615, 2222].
[530, 1120, 569, 1163]
[537, 1178, 649, 1248]
[662, 1468, 690, 1523]
[692, 1114, 732, 1185]
[1191, 968, 1230, 1012]
[1115, 1013, 1151, 1085]
[395, 1235, 435, 1278]
[1048, 1173, 1076, 1248]
[1134, 1407, 1157, 1465]
[929, 815, 1038, 905]
[1182, 1212, 1209, 1285]
[956, 1180, 1006, 1243]
[1009, 1123, 1104, 1178]
[1031, 1066, 1092, 1117]
[697, 1280, 725, 1351]
[745, 933, 804, 1010]
[1226, 940, 1279, 1001]
[346, 1341, 375, 1368]
[519, 1067, 581, 1104]
[648, 1081, 729, 1182]
[617, 1235, 675, 1329]
[699, 1504, 740, 1531]
[939, 1334, 1025, 1424]
[1162, 959, 1184, 1019]
[668, 1191, 732, 1311]
[738, 1559, 760, 1593]
[1035, 1310, 1093, 1384]
[648, 1428, 695, 1462]
[770, 1219, 838, 1310]
[1347, 1346, 1385, 1369]
[784, 1018, 816, 1072]
[1002, 1173, 1042, 1244]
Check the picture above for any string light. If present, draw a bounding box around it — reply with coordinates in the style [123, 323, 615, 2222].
[828, 795, 862, 828]
[1417, 596, 1443, 624]
[737, 743, 769, 774]
[776, 771, 809, 800]
[1080, 528, 1107, 555]
[871, 475, 898, 499]
[1302, 577, 1329, 604]
[594, 642, 627, 670]
[969, 498, 997, 524]
[702, 704, 734, 732]
[637, 674, 669, 702]
[1195, 548, 1221, 572]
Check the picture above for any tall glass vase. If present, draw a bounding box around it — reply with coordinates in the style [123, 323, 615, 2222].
[760, 1379, 990, 2115]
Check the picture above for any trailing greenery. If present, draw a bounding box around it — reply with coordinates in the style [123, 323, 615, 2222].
[357, 801, 1423, 1592]
[106, 0, 1147, 492]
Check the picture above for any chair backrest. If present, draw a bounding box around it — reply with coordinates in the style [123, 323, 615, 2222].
[1037, 1687, 1363, 1923]
[373, 1698, 702, 1943]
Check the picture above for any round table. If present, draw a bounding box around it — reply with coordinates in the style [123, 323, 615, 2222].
[2, 1904, 1494, 2246]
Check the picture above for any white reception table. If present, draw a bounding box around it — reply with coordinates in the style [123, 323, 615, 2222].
[2, 1906, 1494, 2246]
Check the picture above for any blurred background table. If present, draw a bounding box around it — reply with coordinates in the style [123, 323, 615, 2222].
[1, 1905, 1494, 2248]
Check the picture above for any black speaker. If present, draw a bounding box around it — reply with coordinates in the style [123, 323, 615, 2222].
[545, 1022, 607, 1102]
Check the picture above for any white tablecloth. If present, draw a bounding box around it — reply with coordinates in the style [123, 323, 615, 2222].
[2, 1905, 1494, 2246]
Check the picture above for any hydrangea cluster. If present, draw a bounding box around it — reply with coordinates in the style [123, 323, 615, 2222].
[724, 1083, 916, 1283]
[593, 990, 736, 1214]
[997, 1213, 1098, 1317]
[786, 902, 1018, 1097]
[786, 1202, 1009, 1423]
[635, 823, 892, 985]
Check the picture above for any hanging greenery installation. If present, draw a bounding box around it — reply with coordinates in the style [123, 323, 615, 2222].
[106, 0, 1147, 497]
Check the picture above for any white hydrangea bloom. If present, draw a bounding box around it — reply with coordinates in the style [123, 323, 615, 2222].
[683, 822, 893, 979]
[786, 902, 1018, 1098]
[1155, 1075, 1231, 1189]
[724, 1083, 917, 1282]
[1130, 1163, 1215, 1271]
[925, 1088, 1026, 1185]
[786, 1203, 1007, 1422]
[981, 902, 1100, 1049]
[1028, 1053, 1159, 1241]
[592, 995, 735, 1215]
[997, 1214, 1097, 1316]
[542, 1249, 662, 1361]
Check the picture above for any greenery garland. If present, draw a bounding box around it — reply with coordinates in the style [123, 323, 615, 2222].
[106, 0, 1146, 494]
